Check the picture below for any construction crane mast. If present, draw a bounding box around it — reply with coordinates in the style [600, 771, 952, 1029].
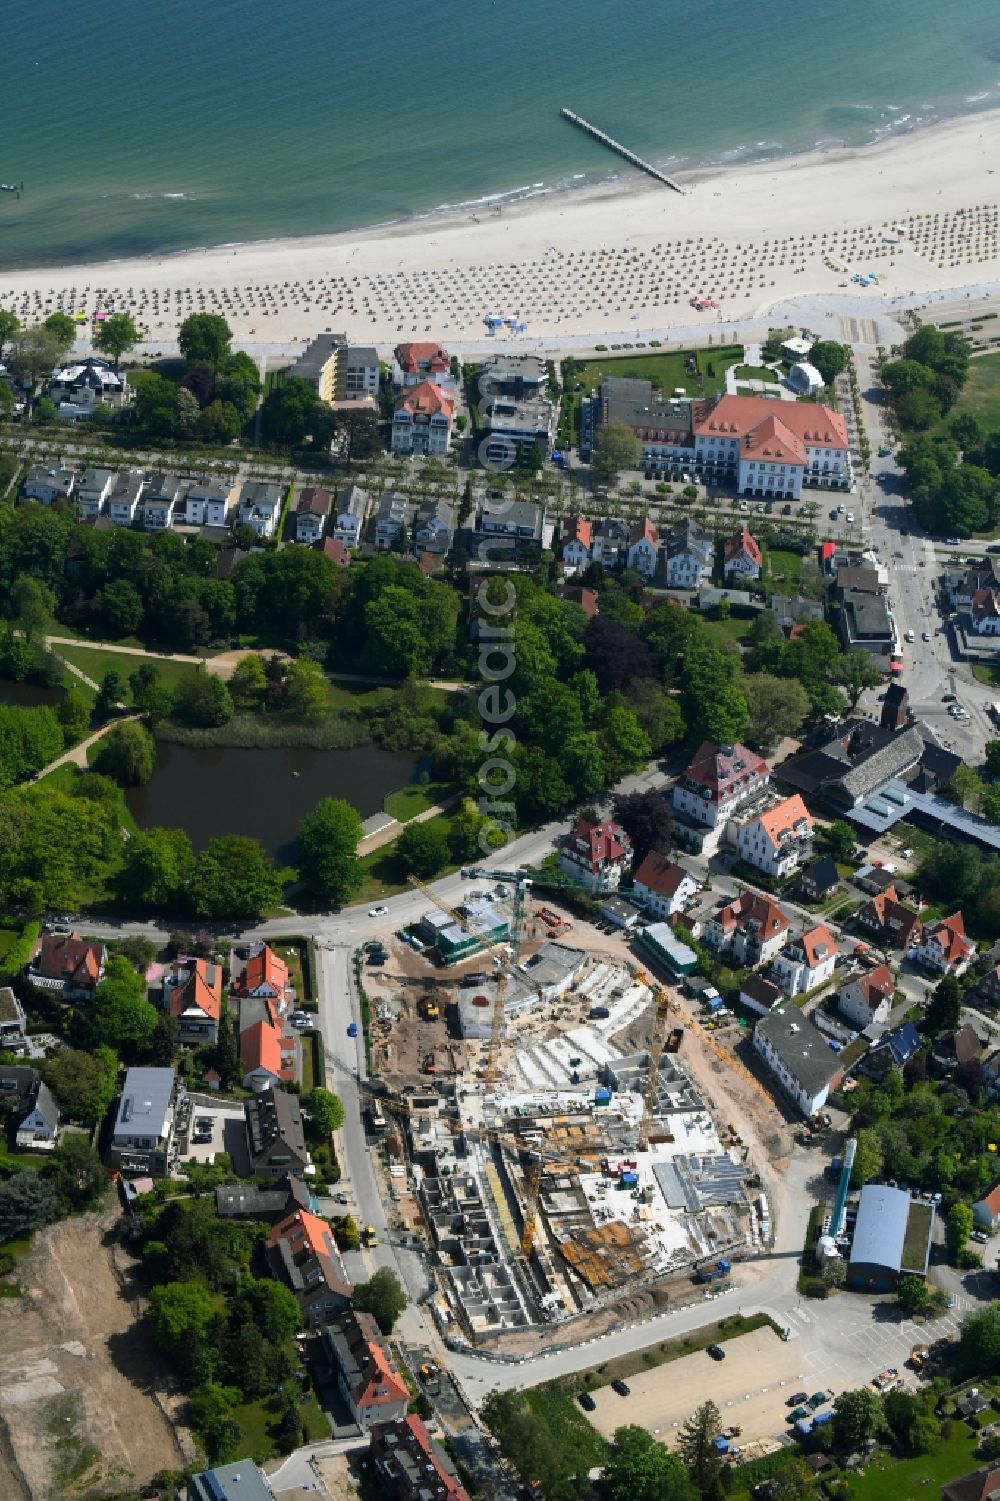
[638, 1007, 668, 1152]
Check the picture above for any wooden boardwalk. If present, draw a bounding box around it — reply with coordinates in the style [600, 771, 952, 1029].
[560, 109, 684, 193]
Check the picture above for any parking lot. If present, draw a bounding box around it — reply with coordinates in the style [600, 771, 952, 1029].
[584, 1328, 803, 1447]
[179, 1099, 248, 1170]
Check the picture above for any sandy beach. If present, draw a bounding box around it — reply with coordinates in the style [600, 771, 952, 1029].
[2, 109, 1000, 351]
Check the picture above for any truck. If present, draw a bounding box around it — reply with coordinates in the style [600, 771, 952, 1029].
[419, 998, 440, 1021]
[361, 1224, 378, 1248]
[824, 1157, 843, 1181]
[421, 1052, 436, 1075]
[665, 1028, 684, 1053]
[693, 1258, 731, 1285]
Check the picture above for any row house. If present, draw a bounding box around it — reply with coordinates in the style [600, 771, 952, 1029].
[628, 517, 659, 576]
[558, 817, 633, 894]
[771, 924, 838, 997]
[723, 526, 762, 580]
[76, 466, 115, 516]
[140, 471, 185, 531]
[108, 470, 146, 526]
[838, 963, 895, 1029]
[909, 912, 973, 977]
[734, 792, 814, 879]
[325, 1308, 409, 1429]
[704, 891, 791, 966]
[631, 850, 699, 919]
[391, 381, 455, 455]
[181, 476, 234, 528]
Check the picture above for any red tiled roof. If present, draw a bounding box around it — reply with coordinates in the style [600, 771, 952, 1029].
[717, 891, 790, 936]
[684, 740, 768, 796]
[926, 912, 973, 964]
[799, 924, 837, 969]
[557, 584, 599, 618]
[396, 380, 454, 420]
[241, 1019, 283, 1077]
[634, 851, 691, 898]
[563, 514, 593, 549]
[236, 945, 289, 998]
[740, 412, 806, 465]
[754, 794, 813, 846]
[695, 393, 849, 450]
[31, 933, 104, 988]
[168, 958, 223, 1023]
[396, 341, 450, 376]
[724, 525, 762, 566]
[979, 1183, 1000, 1216]
[629, 517, 658, 548]
[566, 818, 631, 871]
[855, 963, 895, 1004]
[297, 486, 331, 516]
[319, 537, 351, 565]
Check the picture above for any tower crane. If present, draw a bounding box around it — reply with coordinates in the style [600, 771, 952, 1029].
[638, 1005, 669, 1153]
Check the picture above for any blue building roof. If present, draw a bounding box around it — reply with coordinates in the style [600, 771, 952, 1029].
[849, 1184, 911, 1273]
[884, 1021, 921, 1066]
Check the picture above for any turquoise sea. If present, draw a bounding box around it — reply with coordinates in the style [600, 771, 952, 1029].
[1, 0, 999, 271]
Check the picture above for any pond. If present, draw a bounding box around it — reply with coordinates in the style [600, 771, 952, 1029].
[0, 680, 65, 709]
[125, 741, 419, 861]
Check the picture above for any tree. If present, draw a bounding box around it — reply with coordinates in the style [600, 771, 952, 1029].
[190, 834, 283, 919]
[260, 377, 332, 446]
[396, 820, 451, 879]
[336, 408, 381, 466]
[95, 577, 145, 637]
[93, 720, 156, 786]
[826, 819, 856, 863]
[58, 688, 91, 746]
[601, 1425, 697, 1501]
[612, 790, 674, 866]
[924, 974, 962, 1037]
[133, 372, 180, 436]
[676, 1401, 724, 1500]
[831, 650, 883, 711]
[769, 1457, 818, 1501]
[93, 312, 140, 369]
[228, 653, 267, 710]
[334, 1214, 361, 1251]
[306, 1088, 345, 1137]
[821, 1255, 846, 1292]
[352, 1267, 408, 1334]
[883, 1390, 940, 1456]
[12, 577, 55, 643]
[120, 936, 157, 971]
[41, 1046, 118, 1121]
[178, 313, 232, 367]
[851, 1127, 884, 1186]
[49, 1134, 105, 1210]
[0, 1171, 64, 1241]
[92, 954, 159, 1055]
[0, 309, 20, 361]
[896, 1274, 931, 1318]
[129, 662, 174, 724]
[809, 341, 849, 386]
[960, 1303, 1000, 1375]
[120, 827, 194, 909]
[215, 351, 262, 425]
[174, 384, 201, 438]
[282, 658, 328, 717]
[213, 1007, 239, 1090]
[601, 704, 652, 779]
[946, 764, 984, 812]
[298, 797, 363, 907]
[743, 673, 810, 748]
[94, 668, 128, 721]
[592, 419, 642, 480]
[8, 326, 64, 401]
[831, 1387, 884, 1452]
[147, 1279, 220, 1370]
[947, 1201, 973, 1263]
[41, 311, 77, 354]
[173, 672, 233, 728]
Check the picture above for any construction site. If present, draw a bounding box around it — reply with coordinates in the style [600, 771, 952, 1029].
[359, 870, 773, 1346]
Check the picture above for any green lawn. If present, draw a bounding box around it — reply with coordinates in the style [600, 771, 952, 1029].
[704, 615, 754, 649]
[356, 811, 460, 902]
[0, 454, 21, 498]
[56, 644, 206, 695]
[765, 548, 805, 588]
[845, 1427, 982, 1501]
[383, 781, 455, 822]
[950, 349, 1000, 429]
[0, 928, 19, 963]
[231, 1391, 328, 1463]
[972, 662, 1000, 687]
[274, 941, 308, 1005]
[564, 346, 744, 438]
[731, 364, 778, 384]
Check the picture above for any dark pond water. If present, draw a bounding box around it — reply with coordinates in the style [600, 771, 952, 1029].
[0, 680, 65, 709]
[125, 741, 419, 861]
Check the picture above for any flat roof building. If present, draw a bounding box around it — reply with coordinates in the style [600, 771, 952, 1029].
[847, 1183, 935, 1292]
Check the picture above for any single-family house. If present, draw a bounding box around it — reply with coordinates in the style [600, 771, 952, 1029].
[723, 526, 763, 580]
[237, 480, 283, 538]
[180, 476, 234, 528]
[931, 1022, 983, 1079]
[187, 1460, 274, 1501]
[591, 516, 629, 569]
[317, 536, 351, 567]
[973, 1183, 1000, 1235]
[862, 1020, 922, 1079]
[369, 1415, 472, 1501]
[0, 1066, 60, 1150]
[971, 590, 1000, 636]
[240, 1012, 298, 1091]
[372, 491, 415, 551]
[332, 485, 369, 549]
[394, 341, 453, 389]
[909, 913, 974, 976]
[0, 988, 27, 1048]
[561, 514, 593, 572]
[324, 1308, 410, 1429]
[771, 924, 839, 997]
[631, 850, 698, 919]
[704, 892, 792, 966]
[293, 486, 331, 544]
[795, 855, 840, 903]
[627, 518, 659, 576]
[753, 1007, 844, 1117]
[108, 1066, 177, 1177]
[28, 932, 105, 999]
[245, 1090, 310, 1180]
[163, 957, 224, 1045]
[735, 793, 814, 878]
[558, 817, 633, 893]
[661, 519, 713, 589]
[22, 462, 76, 505]
[107, 470, 145, 526]
[739, 975, 784, 1016]
[231, 944, 291, 1007]
[267, 1207, 351, 1324]
[49, 356, 129, 409]
[414, 498, 455, 557]
[140, 471, 184, 531]
[838, 963, 895, 1029]
[857, 886, 923, 950]
[391, 381, 454, 456]
[75, 466, 115, 517]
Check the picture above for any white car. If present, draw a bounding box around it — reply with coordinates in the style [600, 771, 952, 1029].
[368, 905, 389, 918]
[846, 511, 855, 523]
[905, 629, 915, 643]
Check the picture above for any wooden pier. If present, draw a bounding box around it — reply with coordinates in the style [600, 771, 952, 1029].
[560, 109, 684, 194]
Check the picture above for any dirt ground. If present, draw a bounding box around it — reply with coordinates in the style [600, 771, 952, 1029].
[0, 1200, 192, 1500]
[585, 1328, 807, 1447]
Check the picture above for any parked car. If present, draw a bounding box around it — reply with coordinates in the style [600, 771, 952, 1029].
[971, 1231, 989, 1244]
[611, 1379, 630, 1397]
[707, 1345, 726, 1362]
[786, 1391, 809, 1407]
[368, 905, 389, 918]
[579, 1392, 597, 1411]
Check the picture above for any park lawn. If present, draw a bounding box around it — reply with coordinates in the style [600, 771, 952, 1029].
[56, 644, 205, 696]
[731, 364, 776, 383]
[846, 1426, 981, 1501]
[971, 662, 1000, 687]
[950, 349, 1000, 429]
[231, 1391, 328, 1463]
[356, 811, 460, 902]
[0, 927, 20, 963]
[383, 781, 455, 822]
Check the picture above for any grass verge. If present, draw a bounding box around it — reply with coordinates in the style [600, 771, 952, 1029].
[574, 1312, 780, 1391]
[56, 643, 205, 695]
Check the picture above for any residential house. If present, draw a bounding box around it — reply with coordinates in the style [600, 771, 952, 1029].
[931, 1023, 983, 1078]
[75, 466, 115, 518]
[414, 498, 455, 558]
[561, 514, 593, 572]
[107, 469, 145, 526]
[49, 356, 129, 409]
[591, 516, 629, 569]
[237, 480, 283, 538]
[478, 393, 556, 469]
[107, 1066, 177, 1176]
[231, 944, 291, 1006]
[672, 740, 770, 846]
[661, 519, 713, 589]
[735, 792, 814, 878]
[293, 486, 331, 544]
[942, 1465, 1000, 1501]
[977, 964, 1000, 1007]
[332, 485, 370, 548]
[753, 1007, 844, 1117]
[627, 518, 659, 576]
[973, 1184, 1000, 1234]
[772, 593, 825, 633]
[838, 590, 895, 663]
[0, 1066, 60, 1150]
[324, 1308, 409, 1429]
[475, 498, 547, 550]
[795, 855, 840, 902]
[140, 471, 184, 531]
[163, 957, 224, 1045]
[244, 1090, 310, 1180]
[910, 913, 974, 976]
[856, 886, 923, 950]
[267, 1207, 351, 1324]
[22, 462, 76, 505]
[215, 1175, 312, 1222]
[771, 924, 838, 997]
[181, 476, 234, 528]
[187, 1461, 274, 1501]
[739, 975, 784, 1016]
[631, 851, 698, 919]
[391, 381, 455, 455]
[971, 590, 1000, 636]
[0, 988, 26, 1049]
[862, 1020, 922, 1079]
[704, 892, 792, 966]
[317, 536, 351, 566]
[28, 932, 105, 999]
[373, 491, 415, 551]
[556, 583, 599, 618]
[558, 817, 633, 893]
[838, 964, 895, 1029]
[394, 341, 453, 389]
[723, 526, 763, 580]
[240, 1013, 298, 1091]
[693, 393, 851, 498]
[369, 1415, 472, 1501]
[288, 333, 378, 405]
